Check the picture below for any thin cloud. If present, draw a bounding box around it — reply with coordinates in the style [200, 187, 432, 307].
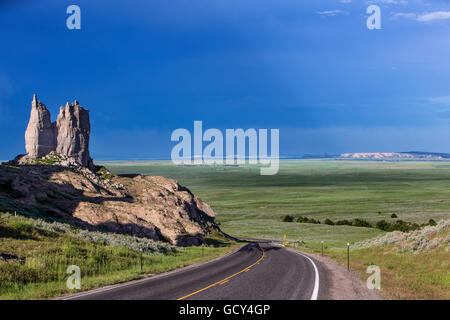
[394, 11, 450, 22]
[417, 11, 450, 22]
[317, 10, 346, 17]
[368, 0, 408, 4]
[429, 96, 450, 105]
[393, 12, 417, 19]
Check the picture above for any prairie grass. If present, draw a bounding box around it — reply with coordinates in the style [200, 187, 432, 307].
[0, 216, 239, 299]
[301, 245, 450, 300]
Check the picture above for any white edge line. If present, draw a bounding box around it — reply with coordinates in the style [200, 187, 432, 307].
[293, 251, 320, 300]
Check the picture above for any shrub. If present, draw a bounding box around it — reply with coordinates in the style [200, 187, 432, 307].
[428, 219, 437, 226]
[31, 218, 176, 254]
[373, 219, 421, 232]
[324, 218, 335, 225]
[410, 222, 420, 230]
[8, 218, 33, 234]
[393, 220, 409, 232]
[391, 214, 398, 219]
[376, 220, 390, 231]
[282, 215, 294, 223]
[296, 216, 309, 223]
[295, 216, 320, 224]
[95, 166, 116, 180]
[336, 219, 352, 226]
[352, 219, 372, 228]
[389, 220, 420, 232]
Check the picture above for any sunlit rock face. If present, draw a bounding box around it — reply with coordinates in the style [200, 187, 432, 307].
[24, 94, 93, 169]
[25, 94, 56, 158]
[56, 100, 93, 169]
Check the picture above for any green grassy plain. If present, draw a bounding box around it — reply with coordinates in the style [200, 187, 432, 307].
[102, 160, 450, 249]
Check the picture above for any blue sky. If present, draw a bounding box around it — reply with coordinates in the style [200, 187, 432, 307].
[1, 0, 450, 159]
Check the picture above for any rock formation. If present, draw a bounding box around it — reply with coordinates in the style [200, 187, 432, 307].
[25, 95, 56, 158]
[3, 94, 221, 245]
[0, 164, 219, 245]
[55, 100, 93, 168]
[24, 94, 93, 169]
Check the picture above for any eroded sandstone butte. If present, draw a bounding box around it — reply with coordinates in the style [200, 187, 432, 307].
[0, 164, 218, 245]
[2, 94, 221, 245]
[24, 94, 93, 169]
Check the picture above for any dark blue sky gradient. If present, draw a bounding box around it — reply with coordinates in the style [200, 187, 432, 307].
[1, 0, 450, 159]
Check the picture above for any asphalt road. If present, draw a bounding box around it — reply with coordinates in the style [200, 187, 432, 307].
[66, 241, 328, 300]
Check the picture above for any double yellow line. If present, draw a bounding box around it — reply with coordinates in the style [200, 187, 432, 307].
[177, 243, 265, 300]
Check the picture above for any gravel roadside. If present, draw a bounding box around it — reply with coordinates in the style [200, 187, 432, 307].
[297, 251, 382, 300]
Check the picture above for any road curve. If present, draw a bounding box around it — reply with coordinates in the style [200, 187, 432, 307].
[65, 241, 326, 300]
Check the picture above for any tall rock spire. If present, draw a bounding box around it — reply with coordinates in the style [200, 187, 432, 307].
[56, 101, 93, 169]
[25, 94, 56, 158]
[24, 94, 93, 169]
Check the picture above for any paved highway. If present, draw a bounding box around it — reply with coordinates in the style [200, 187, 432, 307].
[66, 241, 329, 300]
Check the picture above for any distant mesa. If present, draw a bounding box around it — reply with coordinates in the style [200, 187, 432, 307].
[20, 94, 93, 170]
[289, 152, 450, 160]
[339, 152, 450, 160]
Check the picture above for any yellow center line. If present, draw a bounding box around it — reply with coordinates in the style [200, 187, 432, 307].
[177, 243, 265, 300]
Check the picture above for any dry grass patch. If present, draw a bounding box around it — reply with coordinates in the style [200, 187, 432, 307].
[311, 246, 450, 299]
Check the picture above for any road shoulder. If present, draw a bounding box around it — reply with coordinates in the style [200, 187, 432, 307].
[289, 249, 382, 300]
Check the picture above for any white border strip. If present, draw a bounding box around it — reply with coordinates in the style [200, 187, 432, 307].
[293, 251, 320, 300]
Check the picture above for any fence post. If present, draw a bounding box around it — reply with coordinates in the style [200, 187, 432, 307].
[347, 243, 350, 271]
[321, 241, 324, 256]
[140, 248, 143, 273]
